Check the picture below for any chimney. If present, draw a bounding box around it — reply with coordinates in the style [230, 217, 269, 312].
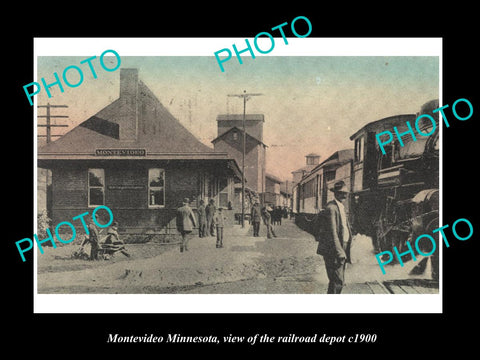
[305, 153, 320, 166]
[118, 68, 139, 141]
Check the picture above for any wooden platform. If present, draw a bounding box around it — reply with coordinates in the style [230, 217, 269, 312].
[365, 279, 439, 294]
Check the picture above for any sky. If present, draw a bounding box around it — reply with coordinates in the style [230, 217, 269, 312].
[36, 54, 439, 181]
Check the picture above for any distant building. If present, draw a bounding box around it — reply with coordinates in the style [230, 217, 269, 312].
[290, 152, 321, 209]
[279, 181, 292, 208]
[264, 173, 282, 206]
[37, 68, 242, 235]
[293, 149, 354, 215]
[212, 114, 267, 210]
[291, 152, 320, 184]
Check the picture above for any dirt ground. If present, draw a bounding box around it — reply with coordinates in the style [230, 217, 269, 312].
[37, 240, 179, 274]
[36, 219, 438, 295]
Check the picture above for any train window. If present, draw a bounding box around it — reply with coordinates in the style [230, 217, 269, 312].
[354, 136, 364, 162]
[325, 170, 336, 182]
[379, 145, 393, 169]
[394, 137, 428, 160]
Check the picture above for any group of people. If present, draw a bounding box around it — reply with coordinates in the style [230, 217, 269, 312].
[79, 178, 353, 295]
[176, 198, 227, 252]
[271, 205, 289, 225]
[177, 181, 354, 294]
[250, 201, 278, 239]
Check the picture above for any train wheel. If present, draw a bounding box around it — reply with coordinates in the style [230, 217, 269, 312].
[408, 216, 439, 280]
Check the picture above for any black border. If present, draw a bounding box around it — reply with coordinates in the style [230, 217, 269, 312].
[7, 6, 478, 355]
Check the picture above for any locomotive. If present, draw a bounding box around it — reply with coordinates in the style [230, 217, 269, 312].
[293, 99, 439, 279]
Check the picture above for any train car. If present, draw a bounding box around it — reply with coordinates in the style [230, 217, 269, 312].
[294, 149, 354, 235]
[293, 99, 439, 279]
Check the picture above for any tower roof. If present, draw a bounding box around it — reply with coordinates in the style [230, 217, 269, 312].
[216, 114, 264, 122]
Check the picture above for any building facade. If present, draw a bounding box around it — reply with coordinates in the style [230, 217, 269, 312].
[293, 149, 354, 215]
[37, 69, 241, 236]
[264, 173, 282, 206]
[212, 114, 267, 212]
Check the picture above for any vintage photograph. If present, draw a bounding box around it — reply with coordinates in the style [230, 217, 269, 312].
[34, 39, 440, 311]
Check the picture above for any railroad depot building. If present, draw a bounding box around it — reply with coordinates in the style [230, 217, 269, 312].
[37, 68, 242, 236]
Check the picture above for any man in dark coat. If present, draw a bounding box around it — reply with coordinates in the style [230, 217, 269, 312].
[316, 181, 353, 294]
[80, 218, 99, 260]
[197, 199, 207, 238]
[205, 199, 216, 237]
[176, 198, 197, 252]
[250, 200, 262, 237]
[276, 206, 282, 225]
[262, 205, 277, 239]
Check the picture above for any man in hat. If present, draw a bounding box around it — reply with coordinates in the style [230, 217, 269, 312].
[80, 217, 100, 260]
[105, 221, 120, 244]
[197, 199, 207, 238]
[250, 200, 262, 237]
[205, 198, 216, 237]
[104, 221, 130, 258]
[214, 207, 227, 248]
[262, 205, 277, 239]
[316, 180, 353, 294]
[176, 198, 197, 252]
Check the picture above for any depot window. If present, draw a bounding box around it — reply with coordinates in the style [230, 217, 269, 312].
[88, 168, 105, 207]
[148, 168, 165, 207]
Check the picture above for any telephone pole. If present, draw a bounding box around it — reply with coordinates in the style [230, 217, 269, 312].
[227, 90, 263, 228]
[37, 103, 69, 143]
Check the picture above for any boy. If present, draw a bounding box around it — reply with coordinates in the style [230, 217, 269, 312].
[214, 207, 227, 248]
[104, 221, 130, 258]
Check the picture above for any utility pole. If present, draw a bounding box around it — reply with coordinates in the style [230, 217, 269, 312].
[227, 90, 263, 228]
[37, 103, 69, 143]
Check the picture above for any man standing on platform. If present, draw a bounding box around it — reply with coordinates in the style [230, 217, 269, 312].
[315, 181, 352, 294]
[176, 198, 197, 253]
[214, 207, 227, 248]
[197, 199, 207, 238]
[80, 218, 100, 260]
[262, 205, 277, 239]
[250, 200, 262, 237]
[206, 198, 216, 237]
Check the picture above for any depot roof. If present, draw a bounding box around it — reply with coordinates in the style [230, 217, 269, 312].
[38, 69, 230, 162]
